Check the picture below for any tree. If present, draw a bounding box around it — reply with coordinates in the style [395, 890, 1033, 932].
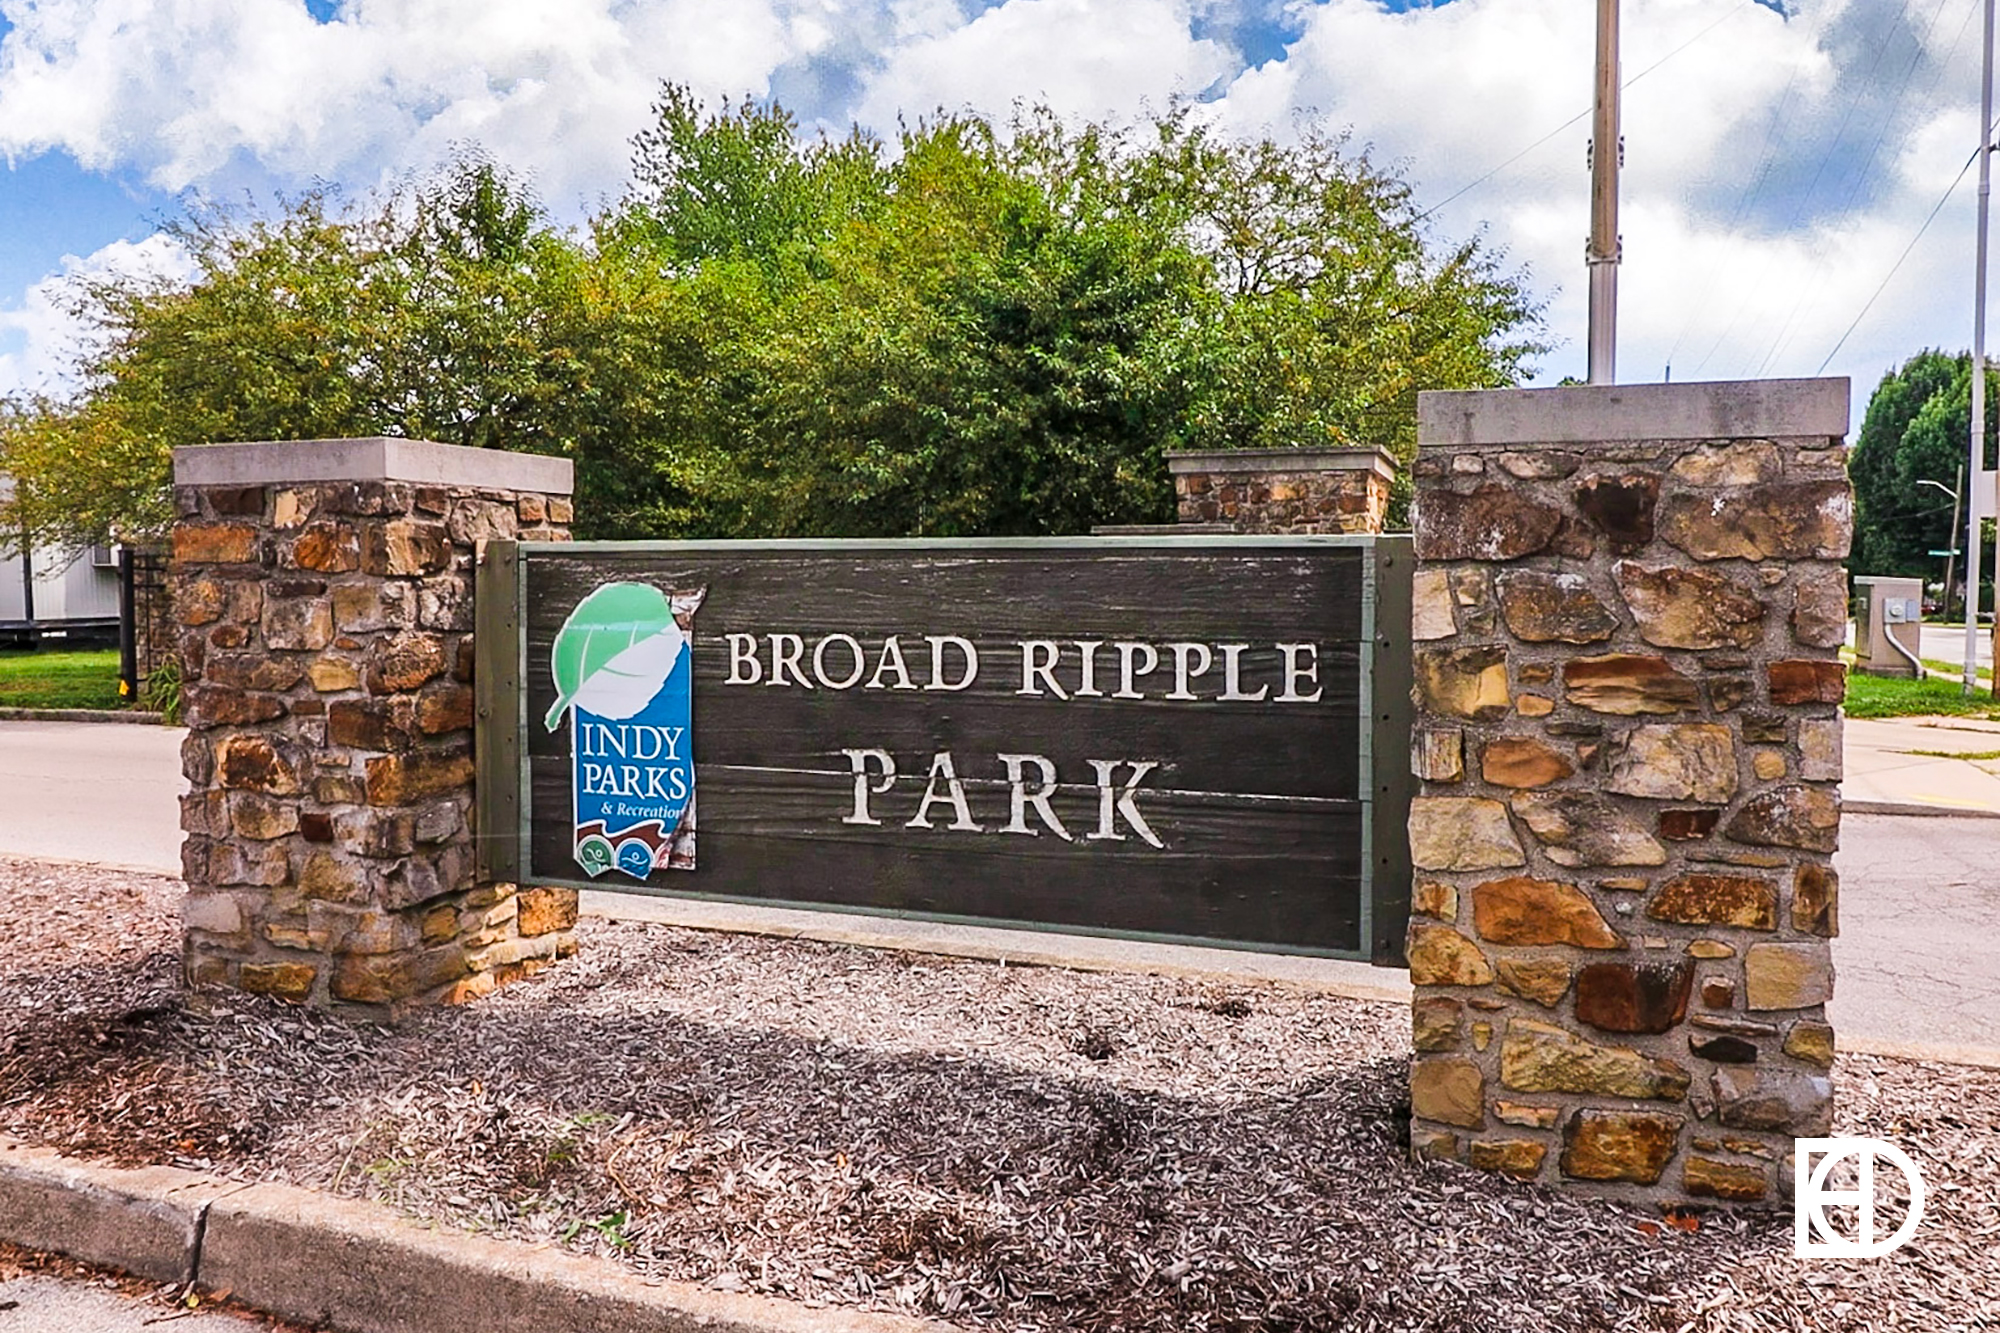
[1, 92, 1546, 549]
[1851, 351, 1996, 580]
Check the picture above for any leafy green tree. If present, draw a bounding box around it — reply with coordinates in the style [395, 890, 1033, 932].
[1851, 351, 1996, 579]
[1, 91, 1546, 548]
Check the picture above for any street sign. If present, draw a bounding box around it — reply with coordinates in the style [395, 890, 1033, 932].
[477, 537, 1413, 960]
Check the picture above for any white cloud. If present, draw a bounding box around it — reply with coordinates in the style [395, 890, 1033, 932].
[853, 0, 1234, 131]
[0, 232, 195, 397]
[0, 0, 832, 205]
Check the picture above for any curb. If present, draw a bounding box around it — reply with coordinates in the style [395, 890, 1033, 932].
[0, 1138, 942, 1333]
[1844, 800, 2000, 820]
[0, 706, 167, 725]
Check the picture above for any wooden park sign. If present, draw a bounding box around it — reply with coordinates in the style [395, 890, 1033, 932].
[476, 537, 1413, 962]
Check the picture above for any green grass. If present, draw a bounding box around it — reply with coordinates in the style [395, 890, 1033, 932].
[0, 648, 128, 711]
[1843, 670, 2000, 720]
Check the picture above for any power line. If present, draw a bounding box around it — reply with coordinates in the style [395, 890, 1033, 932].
[1815, 143, 1984, 373]
[1412, 1, 1753, 225]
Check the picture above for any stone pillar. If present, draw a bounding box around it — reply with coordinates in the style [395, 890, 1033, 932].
[1166, 446, 1397, 534]
[172, 438, 577, 1014]
[1405, 379, 1850, 1205]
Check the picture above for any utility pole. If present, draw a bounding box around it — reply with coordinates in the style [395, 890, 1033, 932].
[1587, 0, 1621, 385]
[1972, 0, 1995, 696]
[1945, 463, 1965, 625]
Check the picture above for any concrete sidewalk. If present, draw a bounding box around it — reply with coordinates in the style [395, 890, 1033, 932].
[1844, 715, 2000, 815]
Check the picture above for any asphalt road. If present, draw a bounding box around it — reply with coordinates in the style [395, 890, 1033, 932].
[0, 719, 1995, 1059]
[0, 1276, 270, 1332]
[1918, 623, 1995, 670]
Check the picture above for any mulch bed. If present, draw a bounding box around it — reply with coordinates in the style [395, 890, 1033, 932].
[1, 855, 1995, 1331]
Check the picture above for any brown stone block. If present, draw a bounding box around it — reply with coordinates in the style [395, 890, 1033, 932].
[1614, 561, 1765, 650]
[1792, 860, 1832, 932]
[1412, 727, 1464, 781]
[327, 699, 409, 751]
[364, 747, 474, 807]
[1658, 808, 1720, 841]
[210, 841, 290, 887]
[1657, 481, 1852, 562]
[1413, 996, 1464, 1051]
[1405, 923, 1494, 986]
[296, 849, 365, 903]
[416, 686, 474, 734]
[299, 811, 334, 843]
[1501, 1018, 1691, 1100]
[332, 952, 415, 1005]
[1573, 960, 1694, 1034]
[1791, 566, 1849, 648]
[202, 654, 304, 692]
[208, 624, 251, 650]
[262, 597, 333, 652]
[1410, 796, 1525, 871]
[1768, 659, 1845, 705]
[1562, 654, 1700, 715]
[1415, 645, 1511, 720]
[1744, 942, 1833, 1010]
[1560, 1109, 1682, 1184]
[187, 686, 286, 729]
[1411, 880, 1458, 920]
[290, 522, 359, 573]
[1493, 570, 1618, 643]
[177, 578, 227, 626]
[1411, 1058, 1485, 1129]
[1669, 442, 1780, 487]
[1683, 1156, 1768, 1202]
[517, 886, 578, 936]
[361, 519, 451, 577]
[1572, 472, 1660, 550]
[1414, 484, 1563, 562]
[313, 773, 368, 805]
[239, 962, 316, 1004]
[1473, 876, 1624, 949]
[346, 810, 415, 858]
[1494, 956, 1572, 1007]
[1699, 976, 1735, 1009]
[1605, 723, 1738, 803]
[1726, 786, 1839, 852]
[229, 793, 298, 841]
[549, 496, 573, 524]
[1646, 873, 1778, 929]
[1480, 736, 1574, 788]
[1469, 1138, 1548, 1180]
[368, 632, 448, 695]
[174, 522, 259, 565]
[216, 736, 299, 795]
[1783, 1020, 1836, 1068]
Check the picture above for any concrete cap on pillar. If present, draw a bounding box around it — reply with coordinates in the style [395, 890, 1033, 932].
[1417, 378, 1851, 447]
[172, 437, 573, 495]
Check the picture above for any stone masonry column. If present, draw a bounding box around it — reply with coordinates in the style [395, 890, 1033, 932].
[1167, 446, 1397, 534]
[1405, 380, 1850, 1205]
[172, 438, 576, 1014]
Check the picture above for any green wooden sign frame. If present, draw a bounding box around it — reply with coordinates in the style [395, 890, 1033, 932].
[476, 535, 1413, 965]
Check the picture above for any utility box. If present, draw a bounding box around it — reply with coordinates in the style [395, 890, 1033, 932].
[1853, 575, 1924, 678]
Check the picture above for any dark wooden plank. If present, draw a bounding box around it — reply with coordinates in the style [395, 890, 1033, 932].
[1367, 536, 1415, 966]
[472, 539, 521, 885]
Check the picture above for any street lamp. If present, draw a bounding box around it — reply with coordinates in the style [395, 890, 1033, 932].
[1912, 474, 1960, 624]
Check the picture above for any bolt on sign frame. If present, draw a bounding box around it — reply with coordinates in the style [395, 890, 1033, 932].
[476, 536, 1414, 965]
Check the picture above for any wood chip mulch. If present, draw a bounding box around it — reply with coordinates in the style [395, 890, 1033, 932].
[1, 855, 1994, 1332]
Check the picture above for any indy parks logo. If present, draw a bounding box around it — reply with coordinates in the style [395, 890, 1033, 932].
[1794, 1138, 1927, 1259]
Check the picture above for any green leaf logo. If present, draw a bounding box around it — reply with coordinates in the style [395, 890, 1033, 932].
[544, 581, 687, 730]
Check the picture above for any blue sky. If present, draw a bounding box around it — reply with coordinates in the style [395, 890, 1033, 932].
[0, 0, 1990, 420]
